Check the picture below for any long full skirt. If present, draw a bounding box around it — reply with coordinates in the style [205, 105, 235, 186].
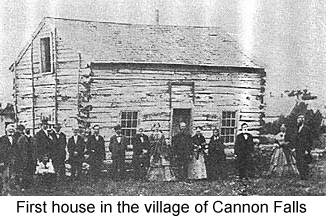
[188, 152, 207, 180]
[146, 155, 176, 182]
[267, 147, 299, 177]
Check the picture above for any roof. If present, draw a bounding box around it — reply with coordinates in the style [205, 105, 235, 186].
[11, 17, 263, 69]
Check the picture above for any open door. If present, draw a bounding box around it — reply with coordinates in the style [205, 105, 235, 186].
[171, 108, 192, 137]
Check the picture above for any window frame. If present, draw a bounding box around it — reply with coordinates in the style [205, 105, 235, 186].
[40, 37, 52, 73]
[119, 110, 140, 146]
[220, 110, 238, 145]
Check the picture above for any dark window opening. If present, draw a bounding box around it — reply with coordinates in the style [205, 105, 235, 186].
[40, 37, 51, 72]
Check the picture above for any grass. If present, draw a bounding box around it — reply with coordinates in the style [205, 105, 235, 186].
[9, 152, 326, 196]
[12, 175, 325, 196]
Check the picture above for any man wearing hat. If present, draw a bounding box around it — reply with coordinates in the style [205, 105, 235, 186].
[293, 114, 313, 180]
[109, 125, 128, 180]
[34, 119, 54, 162]
[50, 123, 67, 180]
[0, 124, 16, 195]
[172, 122, 193, 181]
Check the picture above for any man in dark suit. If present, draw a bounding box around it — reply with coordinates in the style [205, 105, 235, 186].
[50, 123, 67, 180]
[294, 114, 313, 180]
[172, 122, 192, 181]
[34, 119, 54, 162]
[109, 125, 128, 180]
[67, 127, 85, 179]
[234, 123, 254, 180]
[12, 124, 25, 188]
[85, 125, 106, 178]
[131, 127, 150, 180]
[0, 124, 16, 195]
[17, 127, 35, 190]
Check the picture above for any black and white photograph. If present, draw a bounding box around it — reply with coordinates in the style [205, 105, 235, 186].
[0, 0, 326, 197]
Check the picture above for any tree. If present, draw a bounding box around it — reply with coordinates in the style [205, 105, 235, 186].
[262, 102, 323, 148]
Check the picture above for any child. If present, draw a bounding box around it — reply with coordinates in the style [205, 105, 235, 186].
[35, 155, 56, 189]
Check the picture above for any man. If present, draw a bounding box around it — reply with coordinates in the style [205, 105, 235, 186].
[17, 127, 35, 190]
[34, 119, 54, 162]
[234, 123, 254, 180]
[50, 123, 67, 180]
[172, 122, 192, 181]
[67, 127, 85, 179]
[131, 127, 150, 180]
[293, 114, 313, 180]
[0, 124, 16, 195]
[109, 125, 128, 180]
[86, 125, 106, 178]
[13, 124, 25, 188]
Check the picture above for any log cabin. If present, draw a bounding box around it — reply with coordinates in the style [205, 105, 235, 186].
[9, 17, 266, 160]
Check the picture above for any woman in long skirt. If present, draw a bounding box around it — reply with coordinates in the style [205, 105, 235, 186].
[267, 124, 299, 177]
[206, 129, 226, 180]
[146, 123, 176, 182]
[188, 127, 207, 180]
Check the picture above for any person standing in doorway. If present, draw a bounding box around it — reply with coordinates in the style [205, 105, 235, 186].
[172, 122, 192, 181]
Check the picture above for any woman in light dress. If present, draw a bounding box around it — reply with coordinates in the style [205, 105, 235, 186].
[146, 123, 176, 182]
[267, 124, 299, 177]
[188, 127, 207, 180]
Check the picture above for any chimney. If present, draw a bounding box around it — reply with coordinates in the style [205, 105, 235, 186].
[155, 9, 159, 25]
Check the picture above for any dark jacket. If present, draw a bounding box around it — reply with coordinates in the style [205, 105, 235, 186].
[109, 135, 128, 159]
[0, 135, 16, 171]
[294, 125, 312, 155]
[34, 129, 54, 160]
[50, 131, 67, 162]
[132, 133, 150, 156]
[17, 134, 35, 171]
[173, 131, 192, 159]
[86, 135, 106, 161]
[234, 132, 254, 159]
[207, 136, 226, 161]
[67, 135, 85, 161]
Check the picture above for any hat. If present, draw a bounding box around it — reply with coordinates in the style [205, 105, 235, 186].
[41, 118, 49, 125]
[16, 124, 25, 131]
[114, 124, 122, 130]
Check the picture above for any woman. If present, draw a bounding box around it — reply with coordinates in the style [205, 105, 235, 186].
[267, 124, 299, 177]
[188, 127, 207, 180]
[146, 123, 176, 182]
[206, 129, 226, 180]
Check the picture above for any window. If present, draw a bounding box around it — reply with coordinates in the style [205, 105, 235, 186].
[40, 37, 51, 72]
[120, 111, 138, 145]
[221, 111, 237, 143]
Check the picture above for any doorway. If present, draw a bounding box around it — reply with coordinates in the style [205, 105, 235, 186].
[171, 108, 192, 137]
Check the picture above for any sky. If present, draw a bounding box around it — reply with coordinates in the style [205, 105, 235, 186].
[0, 0, 325, 115]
